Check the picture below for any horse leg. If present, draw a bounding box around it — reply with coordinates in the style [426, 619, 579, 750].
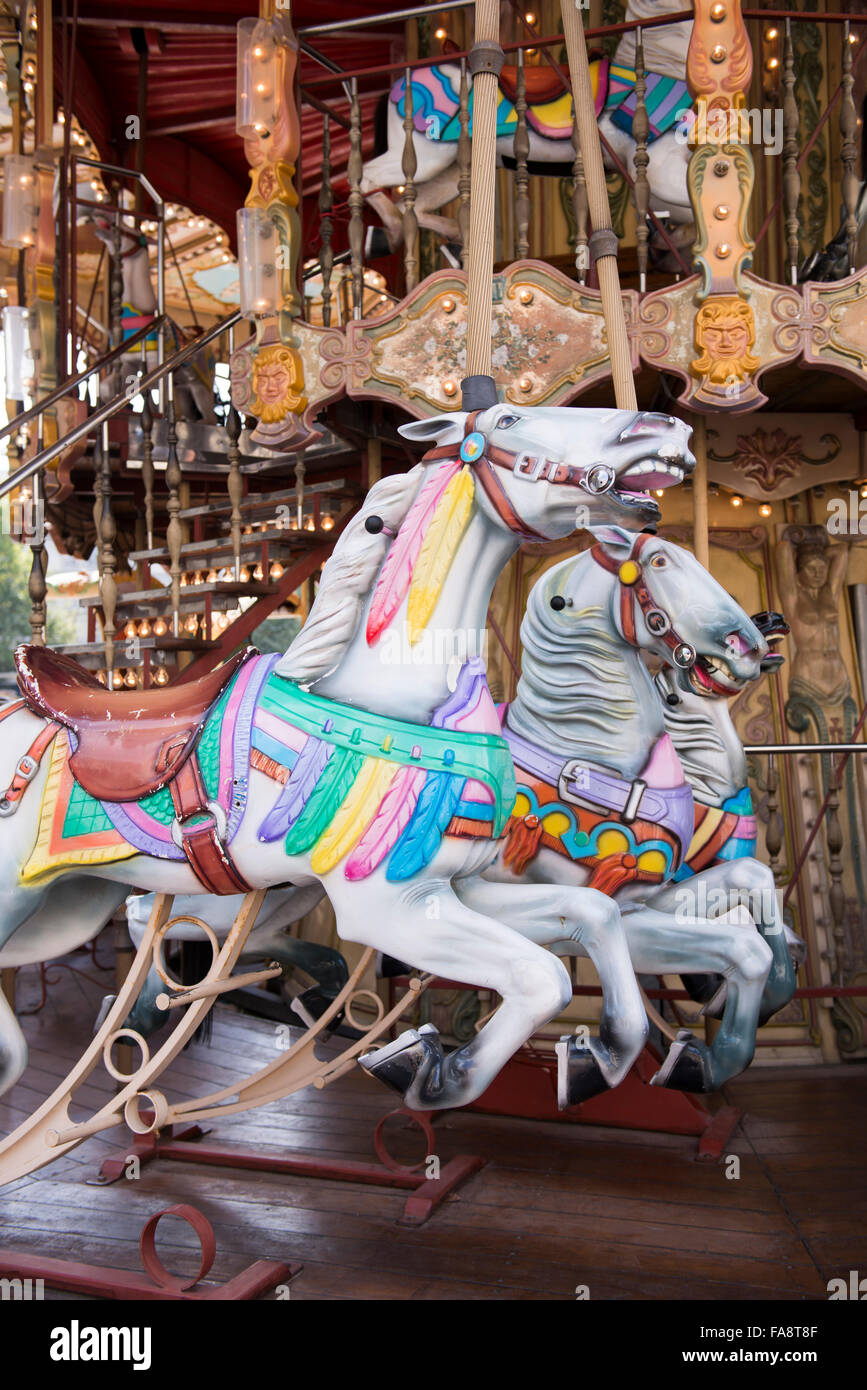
[619, 902, 773, 1091]
[456, 878, 648, 1105]
[0, 990, 27, 1096]
[646, 861, 798, 1024]
[327, 875, 573, 1111]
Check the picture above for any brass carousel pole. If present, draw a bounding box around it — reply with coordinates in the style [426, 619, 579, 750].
[461, 0, 502, 408]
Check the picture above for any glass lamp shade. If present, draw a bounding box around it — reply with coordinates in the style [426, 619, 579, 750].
[2, 155, 39, 250]
[237, 207, 280, 318]
[236, 17, 280, 140]
[2, 305, 35, 401]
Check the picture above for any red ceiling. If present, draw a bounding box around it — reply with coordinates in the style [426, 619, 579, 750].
[56, 2, 409, 251]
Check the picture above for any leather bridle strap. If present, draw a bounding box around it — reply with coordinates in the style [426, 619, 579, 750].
[591, 533, 696, 667]
[422, 413, 552, 543]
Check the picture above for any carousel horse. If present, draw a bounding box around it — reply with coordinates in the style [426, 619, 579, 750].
[361, 0, 694, 251]
[88, 215, 217, 423]
[453, 527, 796, 1100]
[655, 609, 805, 1013]
[0, 403, 694, 1110]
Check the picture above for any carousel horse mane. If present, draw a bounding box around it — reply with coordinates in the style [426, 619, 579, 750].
[276, 464, 425, 686]
[507, 561, 642, 758]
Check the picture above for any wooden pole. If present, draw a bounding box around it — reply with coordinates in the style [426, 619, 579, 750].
[691, 413, 710, 568]
[559, 0, 636, 412]
[462, 0, 502, 405]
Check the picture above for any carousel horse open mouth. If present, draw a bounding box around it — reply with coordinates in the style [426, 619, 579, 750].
[687, 653, 750, 697]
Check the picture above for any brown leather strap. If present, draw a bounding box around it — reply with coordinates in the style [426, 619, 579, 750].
[591, 534, 687, 659]
[170, 758, 251, 895]
[0, 720, 60, 813]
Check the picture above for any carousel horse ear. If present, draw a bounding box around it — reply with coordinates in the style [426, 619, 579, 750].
[587, 523, 637, 551]
[398, 413, 469, 446]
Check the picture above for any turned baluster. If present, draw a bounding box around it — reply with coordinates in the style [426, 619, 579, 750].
[840, 20, 859, 276]
[225, 343, 244, 583]
[164, 377, 183, 637]
[824, 774, 848, 986]
[348, 77, 364, 320]
[109, 183, 124, 399]
[513, 49, 530, 260]
[782, 20, 801, 286]
[633, 28, 650, 293]
[319, 113, 334, 327]
[98, 422, 117, 679]
[457, 58, 471, 271]
[570, 109, 589, 283]
[28, 416, 47, 646]
[401, 67, 420, 292]
[765, 753, 783, 882]
[295, 456, 305, 531]
[140, 389, 155, 552]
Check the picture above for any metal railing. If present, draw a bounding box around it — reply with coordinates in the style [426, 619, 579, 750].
[0, 309, 242, 502]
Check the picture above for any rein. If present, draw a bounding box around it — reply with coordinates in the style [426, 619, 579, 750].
[591, 532, 697, 670]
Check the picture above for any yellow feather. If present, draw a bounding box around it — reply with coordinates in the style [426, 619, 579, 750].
[406, 467, 475, 644]
[310, 757, 398, 875]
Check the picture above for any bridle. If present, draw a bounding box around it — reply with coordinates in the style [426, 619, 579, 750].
[422, 410, 618, 543]
[591, 531, 697, 670]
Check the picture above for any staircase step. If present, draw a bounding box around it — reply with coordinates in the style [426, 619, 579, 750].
[78, 580, 279, 613]
[56, 636, 218, 666]
[177, 478, 351, 523]
[128, 526, 334, 565]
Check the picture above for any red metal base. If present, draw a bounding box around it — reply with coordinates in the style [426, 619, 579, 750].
[469, 1047, 742, 1160]
[93, 1118, 485, 1227]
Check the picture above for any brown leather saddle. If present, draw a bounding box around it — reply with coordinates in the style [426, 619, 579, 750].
[15, 644, 254, 803]
[498, 64, 567, 108]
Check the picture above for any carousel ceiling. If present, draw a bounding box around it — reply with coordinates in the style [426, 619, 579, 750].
[54, 1, 408, 257]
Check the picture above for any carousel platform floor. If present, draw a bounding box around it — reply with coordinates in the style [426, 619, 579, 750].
[0, 944, 865, 1302]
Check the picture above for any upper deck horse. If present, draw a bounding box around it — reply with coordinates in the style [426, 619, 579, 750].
[0, 404, 693, 1113]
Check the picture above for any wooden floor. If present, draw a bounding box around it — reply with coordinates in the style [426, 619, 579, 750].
[0, 945, 865, 1301]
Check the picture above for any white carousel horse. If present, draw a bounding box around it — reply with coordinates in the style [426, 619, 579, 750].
[88, 215, 217, 423]
[654, 609, 805, 1012]
[360, 0, 694, 251]
[0, 403, 694, 1110]
[454, 527, 796, 1101]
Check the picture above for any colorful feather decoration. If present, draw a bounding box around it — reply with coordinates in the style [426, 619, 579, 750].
[310, 756, 398, 875]
[386, 770, 466, 881]
[366, 460, 460, 646]
[406, 467, 475, 644]
[344, 763, 428, 881]
[257, 735, 331, 843]
[284, 747, 364, 857]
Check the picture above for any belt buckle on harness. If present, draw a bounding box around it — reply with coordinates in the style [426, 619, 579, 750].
[513, 453, 546, 481]
[557, 757, 591, 806]
[170, 799, 229, 849]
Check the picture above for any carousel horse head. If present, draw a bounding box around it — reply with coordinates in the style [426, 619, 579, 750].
[555, 525, 768, 691]
[400, 405, 695, 538]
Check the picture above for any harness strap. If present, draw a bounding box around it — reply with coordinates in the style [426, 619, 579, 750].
[422, 412, 549, 542]
[0, 719, 61, 817]
[169, 756, 252, 895]
[591, 533, 695, 667]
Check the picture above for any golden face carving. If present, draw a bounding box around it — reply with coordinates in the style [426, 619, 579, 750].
[690, 297, 760, 386]
[250, 344, 307, 421]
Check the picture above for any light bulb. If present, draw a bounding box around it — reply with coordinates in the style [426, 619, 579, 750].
[124, 669, 138, 688]
[731, 495, 743, 508]
[154, 666, 169, 686]
[154, 617, 167, 637]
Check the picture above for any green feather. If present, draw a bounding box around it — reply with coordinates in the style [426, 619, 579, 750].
[284, 747, 364, 857]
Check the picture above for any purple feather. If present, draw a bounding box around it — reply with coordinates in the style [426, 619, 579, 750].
[258, 736, 331, 843]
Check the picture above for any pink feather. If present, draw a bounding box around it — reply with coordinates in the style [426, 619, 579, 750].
[366, 460, 460, 644]
[344, 764, 427, 880]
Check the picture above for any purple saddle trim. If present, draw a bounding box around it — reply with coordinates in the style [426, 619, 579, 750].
[503, 718, 694, 856]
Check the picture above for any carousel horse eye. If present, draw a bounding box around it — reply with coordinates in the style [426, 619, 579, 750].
[497, 414, 521, 428]
[650, 554, 667, 568]
[365, 515, 385, 534]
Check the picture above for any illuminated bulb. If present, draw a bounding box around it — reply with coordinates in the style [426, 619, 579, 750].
[396, 185, 405, 195]
[154, 666, 169, 686]
[207, 568, 218, 583]
[714, 204, 730, 219]
[710, 2, 726, 18]
[124, 670, 138, 689]
[239, 566, 250, 582]
[654, 490, 664, 498]
[518, 376, 533, 392]
[124, 620, 137, 639]
[97, 669, 107, 685]
[766, 57, 779, 70]
[270, 560, 284, 579]
[112, 669, 124, 689]
[730, 494, 743, 508]
[251, 563, 262, 579]
[710, 44, 727, 62]
[139, 619, 151, 637]
[193, 571, 204, 586]
[524, 12, 536, 24]
[442, 296, 456, 313]
[305, 516, 315, 532]
[180, 573, 188, 587]
[716, 243, 731, 258]
[766, 27, 779, 41]
[759, 504, 772, 517]
[443, 378, 458, 396]
[253, 45, 263, 57]
[518, 288, 534, 305]
[321, 512, 334, 531]
[58, 111, 65, 123]
[849, 32, 858, 45]
[435, 26, 447, 40]
[184, 614, 199, 634]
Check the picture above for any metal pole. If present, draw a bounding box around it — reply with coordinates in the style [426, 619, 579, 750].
[301, 2, 474, 38]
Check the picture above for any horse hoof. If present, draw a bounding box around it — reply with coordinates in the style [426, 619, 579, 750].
[359, 1023, 442, 1099]
[555, 1035, 610, 1109]
[650, 1029, 710, 1092]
